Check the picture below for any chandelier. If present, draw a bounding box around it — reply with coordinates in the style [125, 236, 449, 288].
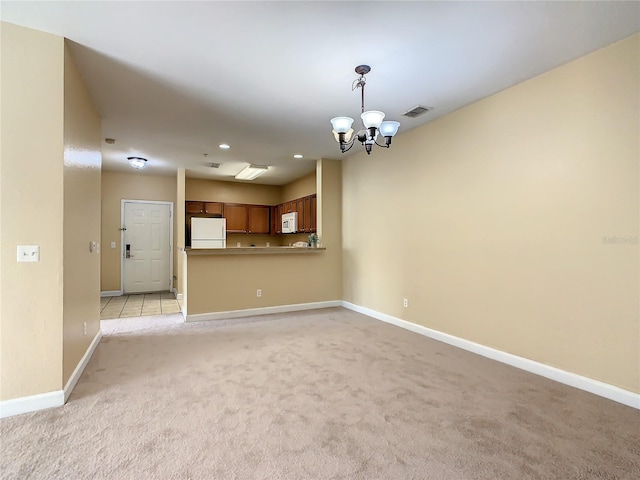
[330, 65, 400, 155]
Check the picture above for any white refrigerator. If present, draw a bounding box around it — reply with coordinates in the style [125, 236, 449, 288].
[191, 217, 226, 249]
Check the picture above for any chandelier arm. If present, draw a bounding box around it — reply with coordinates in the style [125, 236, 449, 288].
[341, 139, 356, 154]
[374, 138, 390, 149]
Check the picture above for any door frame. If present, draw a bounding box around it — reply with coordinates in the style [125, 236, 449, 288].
[120, 199, 174, 295]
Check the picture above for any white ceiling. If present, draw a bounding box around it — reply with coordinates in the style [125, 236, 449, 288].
[2, 1, 638, 185]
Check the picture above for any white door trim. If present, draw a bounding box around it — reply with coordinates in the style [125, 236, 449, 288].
[120, 199, 174, 294]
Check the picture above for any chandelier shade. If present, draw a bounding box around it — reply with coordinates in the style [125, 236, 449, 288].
[379, 121, 400, 137]
[330, 65, 400, 155]
[361, 110, 385, 129]
[333, 128, 354, 143]
[330, 116, 354, 133]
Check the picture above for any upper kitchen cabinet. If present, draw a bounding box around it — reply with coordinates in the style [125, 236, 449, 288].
[187, 201, 224, 216]
[186, 201, 204, 214]
[303, 195, 312, 232]
[224, 203, 249, 233]
[204, 202, 224, 216]
[248, 205, 270, 234]
[270, 205, 281, 235]
[310, 195, 317, 232]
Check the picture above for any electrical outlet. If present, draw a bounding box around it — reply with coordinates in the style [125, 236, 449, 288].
[83, 322, 87, 335]
[403, 298, 408, 308]
[257, 289, 262, 297]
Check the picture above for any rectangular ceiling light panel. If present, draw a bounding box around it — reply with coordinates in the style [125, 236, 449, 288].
[235, 164, 269, 180]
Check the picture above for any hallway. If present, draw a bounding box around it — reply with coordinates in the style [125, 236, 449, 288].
[100, 291, 181, 319]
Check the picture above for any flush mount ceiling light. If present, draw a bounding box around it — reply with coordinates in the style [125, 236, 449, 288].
[219, 144, 231, 149]
[330, 65, 400, 155]
[235, 164, 269, 181]
[293, 154, 304, 159]
[127, 156, 147, 169]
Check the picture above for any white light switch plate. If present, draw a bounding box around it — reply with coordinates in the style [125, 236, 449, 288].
[17, 245, 40, 262]
[111, 242, 116, 249]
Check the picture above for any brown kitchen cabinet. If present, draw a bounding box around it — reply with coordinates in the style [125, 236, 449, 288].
[186, 201, 223, 216]
[310, 194, 317, 232]
[248, 205, 270, 234]
[224, 204, 248, 233]
[271, 206, 281, 234]
[186, 194, 316, 241]
[204, 202, 223, 215]
[303, 196, 312, 232]
[273, 194, 317, 234]
[296, 198, 305, 231]
[186, 201, 204, 214]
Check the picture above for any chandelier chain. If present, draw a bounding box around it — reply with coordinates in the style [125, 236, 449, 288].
[352, 74, 367, 114]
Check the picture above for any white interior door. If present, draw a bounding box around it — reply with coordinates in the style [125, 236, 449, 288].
[123, 202, 171, 294]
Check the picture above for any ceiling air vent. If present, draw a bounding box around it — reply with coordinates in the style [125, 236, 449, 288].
[207, 162, 221, 168]
[402, 105, 433, 118]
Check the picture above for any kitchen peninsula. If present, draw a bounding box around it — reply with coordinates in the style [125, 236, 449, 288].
[186, 246, 325, 255]
[182, 245, 333, 321]
[178, 160, 342, 321]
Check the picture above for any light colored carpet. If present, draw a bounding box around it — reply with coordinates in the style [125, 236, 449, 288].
[1, 308, 638, 479]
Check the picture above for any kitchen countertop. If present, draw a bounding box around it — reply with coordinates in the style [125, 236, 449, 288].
[185, 246, 325, 256]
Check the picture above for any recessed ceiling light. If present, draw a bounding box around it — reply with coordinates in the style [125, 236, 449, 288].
[293, 154, 303, 159]
[219, 144, 230, 150]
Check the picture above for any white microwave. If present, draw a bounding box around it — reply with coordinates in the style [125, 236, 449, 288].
[282, 212, 298, 233]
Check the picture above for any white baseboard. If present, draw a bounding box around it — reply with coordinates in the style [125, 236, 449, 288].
[100, 290, 122, 297]
[0, 390, 64, 419]
[186, 300, 342, 322]
[342, 301, 640, 410]
[64, 329, 102, 402]
[175, 293, 183, 301]
[0, 329, 103, 419]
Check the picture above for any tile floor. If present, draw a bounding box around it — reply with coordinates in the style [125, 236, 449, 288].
[100, 291, 182, 319]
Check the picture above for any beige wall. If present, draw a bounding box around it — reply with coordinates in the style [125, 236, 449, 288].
[281, 171, 316, 202]
[186, 178, 281, 205]
[0, 23, 65, 400]
[176, 169, 186, 295]
[101, 171, 177, 292]
[318, 159, 343, 281]
[343, 35, 640, 393]
[62, 43, 102, 385]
